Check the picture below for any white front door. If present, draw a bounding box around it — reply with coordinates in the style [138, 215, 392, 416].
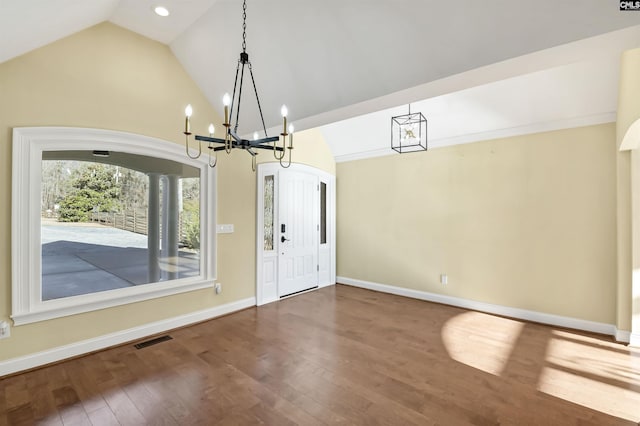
[256, 163, 335, 306]
[278, 170, 319, 297]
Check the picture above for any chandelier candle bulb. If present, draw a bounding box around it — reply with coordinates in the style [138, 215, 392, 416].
[281, 105, 288, 135]
[288, 124, 294, 148]
[253, 132, 259, 141]
[184, 104, 193, 134]
[222, 93, 231, 125]
[208, 124, 215, 136]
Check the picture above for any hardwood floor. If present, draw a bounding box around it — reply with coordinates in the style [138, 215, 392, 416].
[1, 284, 639, 425]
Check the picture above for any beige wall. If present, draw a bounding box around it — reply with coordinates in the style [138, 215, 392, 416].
[616, 48, 640, 337]
[0, 22, 334, 361]
[337, 124, 617, 324]
[617, 48, 640, 149]
[256, 127, 335, 175]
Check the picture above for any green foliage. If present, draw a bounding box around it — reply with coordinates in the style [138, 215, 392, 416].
[41, 160, 75, 213]
[58, 163, 120, 222]
[118, 168, 148, 210]
[181, 197, 200, 250]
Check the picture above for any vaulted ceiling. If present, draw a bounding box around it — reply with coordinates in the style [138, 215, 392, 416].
[2, 1, 640, 159]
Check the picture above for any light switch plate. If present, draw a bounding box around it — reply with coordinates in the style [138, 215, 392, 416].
[0, 321, 10, 339]
[216, 224, 234, 234]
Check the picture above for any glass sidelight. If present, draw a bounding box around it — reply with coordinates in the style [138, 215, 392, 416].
[264, 175, 275, 250]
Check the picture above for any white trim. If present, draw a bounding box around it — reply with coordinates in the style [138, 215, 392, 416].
[11, 281, 214, 326]
[256, 163, 336, 306]
[630, 333, 640, 347]
[328, 170, 337, 285]
[615, 329, 632, 343]
[338, 276, 625, 341]
[0, 297, 255, 377]
[11, 127, 217, 325]
[619, 117, 640, 151]
[334, 112, 616, 163]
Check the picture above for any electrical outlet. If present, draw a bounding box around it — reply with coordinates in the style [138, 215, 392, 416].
[440, 274, 448, 285]
[0, 321, 10, 339]
[215, 283, 222, 294]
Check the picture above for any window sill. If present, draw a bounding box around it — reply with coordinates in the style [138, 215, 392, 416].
[12, 279, 214, 326]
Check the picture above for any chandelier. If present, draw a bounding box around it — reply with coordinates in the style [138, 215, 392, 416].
[182, 0, 293, 171]
[391, 104, 427, 153]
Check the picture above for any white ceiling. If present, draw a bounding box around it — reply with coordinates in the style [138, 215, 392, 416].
[322, 26, 640, 161]
[2, 1, 640, 159]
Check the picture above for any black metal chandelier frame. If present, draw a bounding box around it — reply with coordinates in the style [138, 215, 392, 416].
[183, 0, 293, 171]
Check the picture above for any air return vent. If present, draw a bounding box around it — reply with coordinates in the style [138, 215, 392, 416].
[134, 335, 173, 349]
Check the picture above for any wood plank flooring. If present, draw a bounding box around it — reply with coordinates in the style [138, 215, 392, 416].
[1, 284, 639, 425]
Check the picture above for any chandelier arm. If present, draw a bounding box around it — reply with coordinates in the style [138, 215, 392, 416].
[250, 135, 279, 145]
[208, 147, 217, 168]
[226, 138, 232, 153]
[251, 142, 283, 152]
[248, 63, 268, 137]
[253, 145, 284, 152]
[195, 135, 226, 144]
[279, 145, 292, 168]
[234, 61, 247, 134]
[229, 129, 243, 142]
[273, 135, 286, 160]
[229, 59, 241, 130]
[184, 135, 202, 159]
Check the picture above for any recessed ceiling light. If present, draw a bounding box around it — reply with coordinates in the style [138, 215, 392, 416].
[154, 6, 170, 17]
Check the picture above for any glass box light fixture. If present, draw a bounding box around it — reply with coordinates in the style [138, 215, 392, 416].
[391, 104, 427, 154]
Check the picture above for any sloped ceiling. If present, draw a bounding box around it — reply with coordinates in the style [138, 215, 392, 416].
[322, 26, 640, 161]
[2, 1, 640, 158]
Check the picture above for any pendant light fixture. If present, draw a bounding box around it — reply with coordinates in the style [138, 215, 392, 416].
[391, 104, 427, 153]
[182, 0, 293, 171]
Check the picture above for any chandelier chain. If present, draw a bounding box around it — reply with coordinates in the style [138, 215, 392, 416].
[242, 0, 247, 52]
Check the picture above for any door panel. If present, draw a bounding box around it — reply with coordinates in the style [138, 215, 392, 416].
[278, 170, 318, 297]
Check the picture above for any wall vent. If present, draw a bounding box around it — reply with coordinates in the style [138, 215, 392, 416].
[134, 335, 173, 349]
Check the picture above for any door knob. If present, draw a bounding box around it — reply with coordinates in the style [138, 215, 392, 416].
[281, 236, 289, 243]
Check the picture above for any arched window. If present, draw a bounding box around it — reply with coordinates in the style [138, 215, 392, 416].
[12, 127, 216, 325]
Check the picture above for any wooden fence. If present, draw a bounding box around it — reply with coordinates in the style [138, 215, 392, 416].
[43, 210, 196, 246]
[90, 210, 149, 235]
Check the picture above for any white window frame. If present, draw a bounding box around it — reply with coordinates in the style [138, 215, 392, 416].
[11, 127, 216, 325]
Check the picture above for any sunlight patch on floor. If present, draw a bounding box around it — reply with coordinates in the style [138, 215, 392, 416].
[538, 330, 640, 422]
[441, 311, 524, 376]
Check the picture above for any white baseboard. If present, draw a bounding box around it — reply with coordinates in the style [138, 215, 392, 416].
[615, 329, 632, 344]
[630, 333, 640, 347]
[0, 297, 255, 377]
[337, 277, 627, 342]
